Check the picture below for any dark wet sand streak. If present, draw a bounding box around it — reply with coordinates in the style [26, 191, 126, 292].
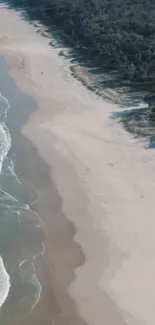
[0, 57, 87, 325]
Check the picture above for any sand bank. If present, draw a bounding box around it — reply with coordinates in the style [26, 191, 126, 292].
[0, 4, 155, 325]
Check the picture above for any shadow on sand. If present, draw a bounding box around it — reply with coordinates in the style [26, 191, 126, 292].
[111, 105, 155, 148]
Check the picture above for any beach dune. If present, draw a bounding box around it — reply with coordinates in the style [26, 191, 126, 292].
[0, 4, 155, 325]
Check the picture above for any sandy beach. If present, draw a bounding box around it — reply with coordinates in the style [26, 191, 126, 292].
[0, 4, 155, 325]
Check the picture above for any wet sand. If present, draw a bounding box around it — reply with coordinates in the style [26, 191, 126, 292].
[1, 4, 155, 325]
[0, 50, 124, 325]
[0, 48, 87, 325]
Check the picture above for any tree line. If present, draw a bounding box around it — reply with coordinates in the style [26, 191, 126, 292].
[8, 0, 155, 86]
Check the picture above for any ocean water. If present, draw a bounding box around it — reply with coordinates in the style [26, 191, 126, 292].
[0, 91, 45, 321]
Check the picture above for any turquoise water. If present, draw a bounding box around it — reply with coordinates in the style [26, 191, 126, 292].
[0, 91, 45, 320]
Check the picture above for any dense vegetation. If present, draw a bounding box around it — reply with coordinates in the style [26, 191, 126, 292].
[9, 0, 155, 85]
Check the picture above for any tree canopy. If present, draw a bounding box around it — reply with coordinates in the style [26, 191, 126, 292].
[8, 0, 155, 84]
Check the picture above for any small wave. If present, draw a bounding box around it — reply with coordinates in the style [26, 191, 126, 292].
[0, 256, 10, 308]
[0, 92, 11, 173]
[0, 92, 45, 313]
[19, 259, 27, 269]
[0, 92, 10, 120]
[0, 92, 11, 310]
[19, 260, 42, 313]
[0, 173, 39, 206]
[6, 159, 22, 185]
[0, 123, 11, 173]
[30, 263, 42, 312]
[0, 189, 18, 203]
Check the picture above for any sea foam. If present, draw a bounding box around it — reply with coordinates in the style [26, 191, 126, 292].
[0, 256, 10, 308]
[0, 92, 11, 308]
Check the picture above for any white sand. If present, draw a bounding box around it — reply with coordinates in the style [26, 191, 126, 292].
[0, 5, 155, 325]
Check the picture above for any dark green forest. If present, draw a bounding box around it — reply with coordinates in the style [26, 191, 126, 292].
[8, 0, 155, 85]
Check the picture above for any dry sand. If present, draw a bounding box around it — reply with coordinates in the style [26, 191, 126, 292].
[0, 4, 155, 325]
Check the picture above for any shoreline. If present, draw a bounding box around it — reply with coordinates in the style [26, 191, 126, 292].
[0, 6, 126, 325]
[1, 4, 155, 325]
[0, 50, 87, 325]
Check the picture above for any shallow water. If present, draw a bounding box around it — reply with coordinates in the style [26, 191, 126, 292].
[0, 67, 45, 322]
